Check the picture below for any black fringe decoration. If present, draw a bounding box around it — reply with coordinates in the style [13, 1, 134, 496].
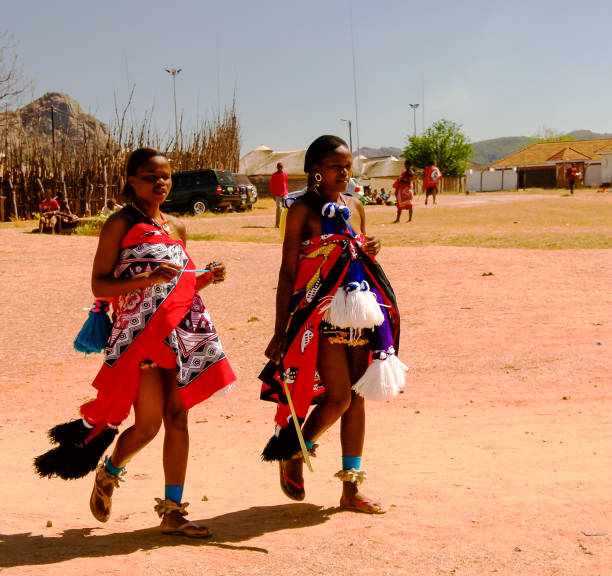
[261, 420, 303, 462]
[34, 419, 117, 480]
[47, 419, 91, 445]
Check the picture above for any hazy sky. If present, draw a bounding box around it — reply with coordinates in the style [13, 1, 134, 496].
[4, 0, 612, 155]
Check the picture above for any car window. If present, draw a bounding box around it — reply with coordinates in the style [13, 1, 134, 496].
[194, 172, 216, 186]
[216, 171, 236, 186]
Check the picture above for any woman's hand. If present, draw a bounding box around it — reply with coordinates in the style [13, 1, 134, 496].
[139, 262, 182, 286]
[363, 235, 381, 256]
[209, 261, 226, 283]
[265, 332, 287, 364]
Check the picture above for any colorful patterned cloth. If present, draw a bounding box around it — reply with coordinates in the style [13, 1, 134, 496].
[259, 228, 400, 459]
[81, 209, 235, 437]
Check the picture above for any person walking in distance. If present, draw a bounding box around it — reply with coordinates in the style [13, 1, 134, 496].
[566, 163, 580, 194]
[424, 160, 442, 205]
[270, 162, 289, 227]
[392, 160, 415, 223]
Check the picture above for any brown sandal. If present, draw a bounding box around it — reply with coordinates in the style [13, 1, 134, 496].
[89, 460, 125, 523]
[154, 498, 212, 538]
[278, 444, 317, 502]
[335, 469, 387, 515]
[279, 455, 305, 501]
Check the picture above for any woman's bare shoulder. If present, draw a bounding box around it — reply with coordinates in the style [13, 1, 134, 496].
[101, 209, 133, 238]
[166, 213, 186, 237]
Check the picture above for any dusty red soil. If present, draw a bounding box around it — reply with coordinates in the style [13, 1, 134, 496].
[0, 216, 611, 575]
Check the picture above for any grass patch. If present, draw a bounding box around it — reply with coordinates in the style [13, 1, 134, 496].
[4, 192, 610, 249]
[188, 233, 224, 242]
[368, 193, 612, 249]
[73, 218, 105, 236]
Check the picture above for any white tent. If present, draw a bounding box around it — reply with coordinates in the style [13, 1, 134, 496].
[239, 145, 274, 174]
[240, 145, 404, 180]
[249, 149, 307, 177]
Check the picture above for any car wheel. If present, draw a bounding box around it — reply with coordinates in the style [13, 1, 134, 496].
[190, 197, 208, 214]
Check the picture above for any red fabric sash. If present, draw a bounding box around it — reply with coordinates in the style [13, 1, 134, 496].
[261, 234, 367, 428]
[80, 222, 234, 430]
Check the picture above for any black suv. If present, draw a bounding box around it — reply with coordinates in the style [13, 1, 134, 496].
[162, 169, 242, 214]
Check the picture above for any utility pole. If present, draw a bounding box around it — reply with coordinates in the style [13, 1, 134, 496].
[409, 103, 420, 138]
[4, 103, 8, 158]
[349, 2, 361, 173]
[165, 68, 182, 150]
[50, 105, 56, 177]
[340, 118, 353, 155]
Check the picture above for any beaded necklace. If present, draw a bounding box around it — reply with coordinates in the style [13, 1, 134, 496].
[131, 203, 173, 236]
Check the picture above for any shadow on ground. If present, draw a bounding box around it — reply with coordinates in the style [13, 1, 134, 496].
[0, 503, 337, 567]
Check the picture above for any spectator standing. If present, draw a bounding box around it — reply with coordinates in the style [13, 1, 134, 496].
[566, 163, 580, 194]
[270, 162, 289, 227]
[424, 161, 442, 205]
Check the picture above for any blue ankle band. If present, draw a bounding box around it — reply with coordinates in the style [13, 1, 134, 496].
[165, 485, 184, 503]
[305, 440, 316, 451]
[104, 457, 124, 477]
[342, 456, 362, 471]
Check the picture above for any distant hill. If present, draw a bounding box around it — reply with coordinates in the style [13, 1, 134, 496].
[565, 129, 612, 140]
[2, 92, 112, 152]
[470, 137, 532, 166]
[359, 146, 402, 158]
[470, 130, 612, 165]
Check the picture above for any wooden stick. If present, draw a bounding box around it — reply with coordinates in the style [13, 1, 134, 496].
[280, 363, 313, 472]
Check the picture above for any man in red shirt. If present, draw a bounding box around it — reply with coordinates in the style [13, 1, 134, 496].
[39, 191, 60, 233]
[424, 161, 442, 205]
[269, 162, 289, 228]
[565, 163, 580, 194]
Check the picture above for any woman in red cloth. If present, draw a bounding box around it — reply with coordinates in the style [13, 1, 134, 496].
[35, 148, 235, 537]
[392, 159, 415, 223]
[261, 135, 406, 514]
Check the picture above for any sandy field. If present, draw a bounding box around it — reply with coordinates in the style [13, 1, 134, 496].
[1, 198, 611, 575]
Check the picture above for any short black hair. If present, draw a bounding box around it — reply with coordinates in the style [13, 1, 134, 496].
[122, 148, 165, 201]
[304, 135, 349, 173]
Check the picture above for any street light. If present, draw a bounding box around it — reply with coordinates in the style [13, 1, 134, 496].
[165, 67, 182, 150]
[340, 118, 353, 155]
[409, 103, 419, 138]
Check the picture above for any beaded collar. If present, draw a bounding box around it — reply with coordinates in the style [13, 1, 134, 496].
[131, 203, 173, 236]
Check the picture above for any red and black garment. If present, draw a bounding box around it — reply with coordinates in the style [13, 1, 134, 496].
[259, 209, 400, 461]
[35, 206, 235, 479]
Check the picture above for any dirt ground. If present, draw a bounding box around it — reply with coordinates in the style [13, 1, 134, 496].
[1, 200, 611, 575]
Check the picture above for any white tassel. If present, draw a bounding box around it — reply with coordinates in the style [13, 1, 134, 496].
[321, 284, 384, 329]
[344, 289, 384, 328]
[389, 354, 408, 387]
[352, 352, 407, 401]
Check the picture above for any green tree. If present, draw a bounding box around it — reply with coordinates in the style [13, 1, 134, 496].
[403, 119, 472, 177]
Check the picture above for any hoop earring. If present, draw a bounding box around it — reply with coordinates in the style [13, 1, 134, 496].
[309, 172, 323, 194]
